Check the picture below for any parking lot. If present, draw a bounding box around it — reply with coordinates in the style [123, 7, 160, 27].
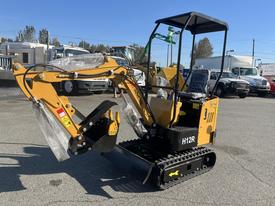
[0, 89, 275, 206]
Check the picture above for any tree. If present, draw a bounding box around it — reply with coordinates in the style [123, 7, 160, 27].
[192, 37, 213, 59]
[24, 26, 36, 42]
[15, 26, 36, 42]
[89, 44, 97, 53]
[1, 37, 13, 43]
[96, 44, 110, 53]
[89, 44, 110, 53]
[15, 31, 24, 42]
[78, 40, 90, 50]
[130, 44, 146, 64]
[190, 37, 213, 66]
[51, 37, 60, 47]
[39, 28, 49, 44]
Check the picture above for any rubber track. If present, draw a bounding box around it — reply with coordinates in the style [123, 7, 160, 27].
[119, 140, 215, 189]
[156, 147, 214, 189]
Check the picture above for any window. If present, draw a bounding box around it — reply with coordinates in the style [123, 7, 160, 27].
[210, 72, 217, 80]
[239, 68, 257, 76]
[54, 49, 64, 59]
[64, 49, 89, 57]
[232, 68, 239, 76]
[22, 53, 28, 64]
[221, 72, 237, 78]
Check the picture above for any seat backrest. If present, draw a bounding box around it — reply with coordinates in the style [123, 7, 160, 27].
[187, 69, 210, 94]
[150, 97, 182, 128]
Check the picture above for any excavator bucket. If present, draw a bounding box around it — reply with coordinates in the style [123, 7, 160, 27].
[33, 98, 120, 160]
[69, 100, 120, 154]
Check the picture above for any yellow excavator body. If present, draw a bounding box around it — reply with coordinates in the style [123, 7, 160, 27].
[11, 10, 228, 189]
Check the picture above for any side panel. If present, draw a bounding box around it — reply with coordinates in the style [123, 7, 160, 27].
[197, 97, 219, 146]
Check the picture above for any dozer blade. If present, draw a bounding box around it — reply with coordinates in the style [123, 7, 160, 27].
[103, 139, 216, 189]
[33, 101, 70, 161]
[102, 144, 155, 184]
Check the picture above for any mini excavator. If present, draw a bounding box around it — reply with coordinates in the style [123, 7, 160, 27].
[12, 12, 228, 189]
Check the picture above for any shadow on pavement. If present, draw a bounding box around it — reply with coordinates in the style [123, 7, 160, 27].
[0, 146, 155, 198]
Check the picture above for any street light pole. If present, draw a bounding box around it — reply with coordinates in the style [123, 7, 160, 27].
[252, 39, 255, 66]
[254, 58, 261, 68]
[226, 50, 234, 69]
[46, 31, 50, 63]
[167, 44, 169, 67]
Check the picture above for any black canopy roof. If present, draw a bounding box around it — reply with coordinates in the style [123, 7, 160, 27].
[155, 12, 228, 34]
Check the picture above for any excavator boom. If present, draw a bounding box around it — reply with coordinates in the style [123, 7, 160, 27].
[13, 57, 154, 139]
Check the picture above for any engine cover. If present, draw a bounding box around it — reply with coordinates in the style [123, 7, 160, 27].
[155, 126, 198, 152]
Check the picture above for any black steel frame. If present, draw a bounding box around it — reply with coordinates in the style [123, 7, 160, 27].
[144, 13, 228, 127]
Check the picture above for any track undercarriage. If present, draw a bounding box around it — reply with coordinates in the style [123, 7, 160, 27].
[105, 139, 216, 189]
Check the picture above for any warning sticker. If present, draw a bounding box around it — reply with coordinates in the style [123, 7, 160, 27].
[56, 108, 72, 128]
[61, 116, 72, 128]
[192, 103, 200, 110]
[56, 108, 66, 118]
[168, 170, 179, 177]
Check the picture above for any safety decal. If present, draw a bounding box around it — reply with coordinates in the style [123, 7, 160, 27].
[168, 170, 179, 177]
[56, 108, 66, 118]
[61, 116, 72, 128]
[192, 103, 200, 110]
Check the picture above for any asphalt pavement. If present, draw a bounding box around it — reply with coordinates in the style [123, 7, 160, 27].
[0, 89, 274, 206]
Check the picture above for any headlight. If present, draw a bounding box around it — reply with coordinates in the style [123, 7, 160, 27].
[267, 81, 270, 88]
[256, 80, 262, 86]
[225, 81, 231, 87]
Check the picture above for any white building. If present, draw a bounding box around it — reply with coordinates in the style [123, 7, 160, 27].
[0, 42, 54, 66]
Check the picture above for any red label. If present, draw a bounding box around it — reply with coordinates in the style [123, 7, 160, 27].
[56, 108, 66, 118]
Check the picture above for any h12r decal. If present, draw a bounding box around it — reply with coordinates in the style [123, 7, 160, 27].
[182, 136, 195, 145]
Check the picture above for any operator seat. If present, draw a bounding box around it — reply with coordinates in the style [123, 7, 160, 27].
[179, 69, 210, 100]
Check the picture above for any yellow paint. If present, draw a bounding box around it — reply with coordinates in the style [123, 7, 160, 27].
[169, 170, 180, 177]
[158, 66, 185, 90]
[192, 103, 200, 110]
[108, 110, 114, 121]
[197, 97, 219, 146]
[180, 111, 186, 116]
[12, 58, 155, 140]
[61, 116, 72, 128]
[150, 97, 182, 128]
[108, 121, 119, 136]
[115, 112, 120, 125]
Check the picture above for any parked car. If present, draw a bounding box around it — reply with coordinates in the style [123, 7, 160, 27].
[111, 56, 146, 87]
[209, 71, 250, 98]
[50, 53, 110, 95]
[262, 75, 275, 95]
[61, 78, 109, 95]
[258, 63, 275, 94]
[232, 67, 270, 97]
[195, 55, 270, 97]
